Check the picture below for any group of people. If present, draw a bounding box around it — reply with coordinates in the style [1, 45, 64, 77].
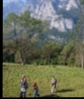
[20, 75, 57, 98]
[20, 75, 39, 98]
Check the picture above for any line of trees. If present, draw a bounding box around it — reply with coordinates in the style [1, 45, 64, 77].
[3, 1, 84, 68]
[69, 0, 84, 68]
[3, 11, 48, 65]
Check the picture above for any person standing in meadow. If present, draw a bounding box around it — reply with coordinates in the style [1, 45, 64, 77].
[19, 75, 28, 98]
[51, 76, 57, 93]
[32, 82, 40, 97]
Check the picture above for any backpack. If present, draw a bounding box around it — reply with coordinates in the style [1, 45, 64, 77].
[24, 81, 28, 89]
[21, 81, 28, 89]
[51, 78, 57, 85]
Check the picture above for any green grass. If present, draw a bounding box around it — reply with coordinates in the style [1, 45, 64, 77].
[3, 63, 84, 97]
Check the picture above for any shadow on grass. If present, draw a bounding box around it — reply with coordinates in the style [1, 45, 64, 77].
[40, 94, 60, 97]
[40, 88, 74, 97]
[57, 88, 75, 93]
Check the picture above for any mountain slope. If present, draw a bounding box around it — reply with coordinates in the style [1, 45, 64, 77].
[3, 0, 81, 43]
[3, 0, 80, 32]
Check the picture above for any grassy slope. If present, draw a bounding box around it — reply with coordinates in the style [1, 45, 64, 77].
[3, 63, 84, 97]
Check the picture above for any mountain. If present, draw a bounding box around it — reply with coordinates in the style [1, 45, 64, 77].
[3, 0, 80, 43]
[3, 0, 80, 32]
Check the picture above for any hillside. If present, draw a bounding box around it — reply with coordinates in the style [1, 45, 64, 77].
[3, 0, 80, 32]
[3, 0, 81, 43]
[3, 63, 84, 97]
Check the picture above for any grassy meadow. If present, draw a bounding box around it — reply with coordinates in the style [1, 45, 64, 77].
[3, 63, 84, 97]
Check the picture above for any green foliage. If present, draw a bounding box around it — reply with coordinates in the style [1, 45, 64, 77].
[3, 38, 83, 67]
[40, 42, 57, 65]
[15, 51, 22, 63]
[81, 0, 84, 4]
[68, 0, 84, 68]
[51, 58, 58, 65]
[3, 11, 47, 65]
[3, 10, 84, 68]
[60, 44, 74, 65]
[67, 53, 75, 66]
[3, 40, 15, 62]
[19, 11, 47, 35]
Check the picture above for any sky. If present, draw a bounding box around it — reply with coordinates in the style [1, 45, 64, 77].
[3, 0, 26, 3]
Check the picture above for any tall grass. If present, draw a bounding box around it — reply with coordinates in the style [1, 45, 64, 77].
[3, 63, 84, 97]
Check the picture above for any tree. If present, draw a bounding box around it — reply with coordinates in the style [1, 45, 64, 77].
[40, 42, 58, 65]
[3, 11, 47, 65]
[3, 40, 15, 62]
[3, 13, 20, 43]
[75, 0, 84, 68]
[17, 11, 47, 65]
[60, 44, 74, 65]
[68, 1, 84, 68]
[15, 50, 22, 64]
[19, 11, 47, 41]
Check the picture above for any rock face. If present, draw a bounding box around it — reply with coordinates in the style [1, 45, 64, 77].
[3, 0, 81, 43]
[3, 0, 80, 32]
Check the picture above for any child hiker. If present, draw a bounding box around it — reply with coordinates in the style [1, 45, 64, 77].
[32, 82, 40, 97]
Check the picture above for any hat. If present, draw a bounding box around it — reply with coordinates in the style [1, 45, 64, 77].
[22, 74, 25, 78]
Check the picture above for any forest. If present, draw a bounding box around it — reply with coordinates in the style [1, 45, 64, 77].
[3, 0, 84, 68]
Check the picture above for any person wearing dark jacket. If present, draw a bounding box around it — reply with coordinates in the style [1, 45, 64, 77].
[20, 75, 28, 98]
[32, 82, 40, 97]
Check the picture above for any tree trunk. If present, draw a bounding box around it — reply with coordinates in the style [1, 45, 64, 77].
[81, 55, 84, 68]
